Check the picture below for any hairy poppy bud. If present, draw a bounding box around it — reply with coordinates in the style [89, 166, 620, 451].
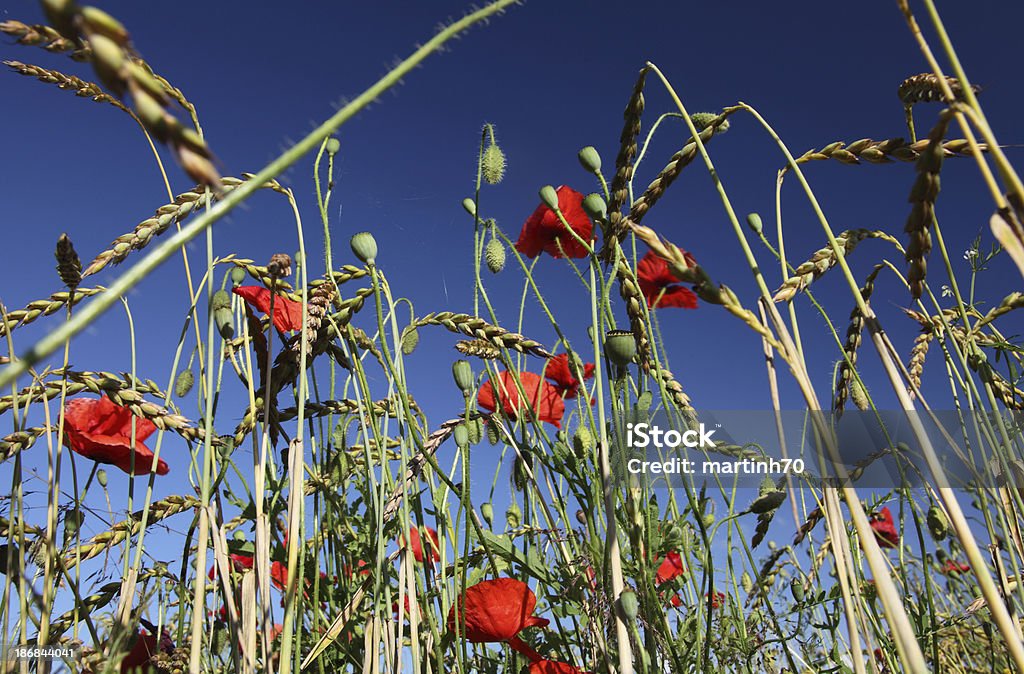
[62, 508, 84, 546]
[927, 505, 949, 541]
[233, 530, 246, 542]
[462, 198, 477, 218]
[452, 360, 474, 395]
[577, 146, 602, 175]
[453, 424, 469, 449]
[401, 327, 419, 355]
[741, 572, 753, 593]
[748, 489, 786, 514]
[325, 137, 340, 155]
[746, 212, 763, 235]
[230, 266, 246, 286]
[850, 378, 870, 411]
[539, 185, 559, 211]
[690, 112, 729, 134]
[506, 503, 521, 529]
[482, 144, 506, 185]
[481, 502, 494, 526]
[484, 238, 506, 274]
[486, 420, 500, 445]
[175, 369, 195, 397]
[573, 426, 594, 456]
[604, 330, 637, 367]
[466, 418, 483, 445]
[97, 469, 108, 488]
[513, 453, 531, 491]
[350, 232, 377, 266]
[214, 307, 234, 339]
[582, 193, 607, 222]
[618, 589, 639, 620]
[576, 509, 588, 526]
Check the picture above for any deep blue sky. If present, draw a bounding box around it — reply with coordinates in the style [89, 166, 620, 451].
[2, 0, 1024, 617]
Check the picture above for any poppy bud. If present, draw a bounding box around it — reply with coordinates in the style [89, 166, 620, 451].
[927, 505, 949, 541]
[486, 420, 500, 445]
[618, 588, 639, 620]
[401, 327, 419, 355]
[741, 572, 753, 593]
[211, 289, 232, 311]
[482, 144, 506, 185]
[539, 185, 559, 211]
[214, 307, 234, 338]
[481, 502, 494, 526]
[748, 490, 786, 514]
[690, 112, 730, 134]
[506, 503, 521, 529]
[582, 193, 607, 223]
[513, 453, 531, 491]
[576, 509, 587, 526]
[175, 369, 194, 397]
[790, 577, 805, 603]
[453, 424, 470, 449]
[230, 267, 246, 286]
[462, 198, 477, 218]
[452, 360, 474, 395]
[325, 137, 340, 155]
[577, 146, 602, 175]
[746, 213, 763, 235]
[350, 232, 377, 266]
[935, 547, 949, 564]
[97, 469, 107, 487]
[484, 238, 505, 274]
[63, 508, 84, 543]
[466, 418, 483, 445]
[604, 330, 637, 367]
[573, 426, 594, 456]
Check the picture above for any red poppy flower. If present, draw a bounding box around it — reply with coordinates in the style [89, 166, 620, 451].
[271, 560, 288, 591]
[208, 552, 255, 580]
[870, 507, 900, 549]
[63, 397, 168, 476]
[478, 371, 566, 428]
[530, 661, 591, 674]
[708, 591, 726, 610]
[636, 250, 698, 309]
[941, 559, 970, 575]
[232, 286, 304, 332]
[543, 354, 595, 399]
[448, 578, 550, 662]
[655, 551, 686, 584]
[120, 630, 160, 673]
[515, 185, 593, 259]
[400, 526, 440, 564]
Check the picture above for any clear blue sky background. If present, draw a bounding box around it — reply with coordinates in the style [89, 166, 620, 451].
[2, 0, 1024, 636]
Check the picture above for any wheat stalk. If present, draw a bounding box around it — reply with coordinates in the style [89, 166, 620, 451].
[772, 230, 900, 302]
[789, 136, 983, 169]
[905, 110, 953, 299]
[414, 312, 553, 359]
[5, 60, 130, 113]
[898, 72, 981, 105]
[834, 265, 883, 416]
[0, 287, 105, 338]
[601, 66, 649, 261]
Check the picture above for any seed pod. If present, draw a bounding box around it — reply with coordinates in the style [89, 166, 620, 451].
[350, 232, 378, 265]
[481, 502, 494, 526]
[576, 509, 588, 526]
[211, 289, 232, 312]
[230, 267, 246, 286]
[746, 212, 763, 235]
[484, 237, 506, 273]
[539, 185, 559, 211]
[325, 137, 340, 155]
[578, 146, 602, 175]
[267, 253, 292, 279]
[462, 198, 477, 218]
[97, 469, 108, 488]
[618, 588, 639, 620]
[604, 330, 637, 367]
[452, 360, 474, 395]
[482, 144, 506, 185]
[174, 369, 195, 397]
[506, 503, 521, 529]
[741, 572, 753, 593]
[583, 193, 607, 222]
[401, 327, 420, 355]
[453, 424, 470, 449]
[927, 504, 949, 541]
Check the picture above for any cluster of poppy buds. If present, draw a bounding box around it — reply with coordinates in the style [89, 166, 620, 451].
[41, 0, 221, 190]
